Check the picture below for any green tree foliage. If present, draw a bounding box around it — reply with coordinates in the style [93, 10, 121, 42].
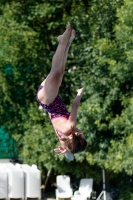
[78, 0, 133, 177]
[0, 0, 121, 166]
[2, 0, 133, 197]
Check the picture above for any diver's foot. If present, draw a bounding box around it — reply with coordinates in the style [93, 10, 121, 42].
[68, 29, 75, 45]
[57, 24, 72, 44]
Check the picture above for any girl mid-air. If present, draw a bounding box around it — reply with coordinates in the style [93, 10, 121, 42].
[36, 24, 87, 161]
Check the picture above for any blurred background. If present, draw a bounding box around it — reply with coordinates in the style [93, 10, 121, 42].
[0, 0, 133, 199]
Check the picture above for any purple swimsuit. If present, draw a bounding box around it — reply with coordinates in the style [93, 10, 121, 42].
[36, 85, 70, 120]
[36, 85, 71, 141]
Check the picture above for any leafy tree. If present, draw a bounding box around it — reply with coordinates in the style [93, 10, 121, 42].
[80, 0, 133, 176]
[3, 0, 133, 198]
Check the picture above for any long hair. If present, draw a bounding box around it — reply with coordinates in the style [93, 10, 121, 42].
[64, 126, 87, 154]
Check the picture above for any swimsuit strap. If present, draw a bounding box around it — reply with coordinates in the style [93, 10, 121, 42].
[51, 115, 69, 121]
[55, 129, 71, 141]
[56, 129, 71, 136]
